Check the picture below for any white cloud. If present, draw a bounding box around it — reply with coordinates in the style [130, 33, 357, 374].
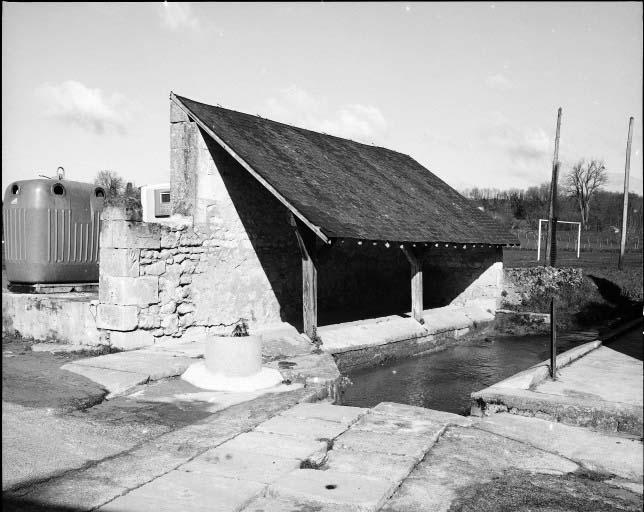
[159, 2, 199, 31]
[485, 73, 514, 91]
[485, 119, 551, 176]
[36, 80, 132, 135]
[264, 85, 387, 144]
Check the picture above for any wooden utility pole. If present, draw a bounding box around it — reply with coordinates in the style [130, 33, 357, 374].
[545, 108, 562, 266]
[547, 163, 560, 267]
[618, 117, 634, 270]
[550, 297, 557, 379]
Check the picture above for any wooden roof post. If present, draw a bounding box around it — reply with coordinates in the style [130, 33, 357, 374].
[290, 214, 318, 342]
[401, 245, 424, 324]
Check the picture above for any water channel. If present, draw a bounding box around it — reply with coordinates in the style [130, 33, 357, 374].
[339, 324, 643, 415]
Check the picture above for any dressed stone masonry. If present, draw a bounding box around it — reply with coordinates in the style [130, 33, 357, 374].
[97, 207, 232, 350]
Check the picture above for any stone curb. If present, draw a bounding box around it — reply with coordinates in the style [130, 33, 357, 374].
[470, 387, 643, 437]
[470, 338, 644, 437]
[320, 305, 495, 355]
[479, 339, 602, 392]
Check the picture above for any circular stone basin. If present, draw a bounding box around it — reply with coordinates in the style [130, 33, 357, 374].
[181, 334, 283, 392]
[181, 361, 284, 392]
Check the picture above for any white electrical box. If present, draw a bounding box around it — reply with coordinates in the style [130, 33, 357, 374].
[141, 183, 171, 223]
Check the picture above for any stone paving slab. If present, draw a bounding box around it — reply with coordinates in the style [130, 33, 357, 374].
[381, 425, 581, 512]
[254, 322, 313, 359]
[423, 306, 475, 333]
[67, 350, 193, 380]
[178, 447, 301, 485]
[371, 401, 473, 427]
[6, 387, 319, 509]
[268, 468, 397, 512]
[58, 364, 150, 397]
[255, 415, 348, 441]
[333, 428, 441, 461]
[323, 448, 417, 483]
[278, 402, 366, 426]
[350, 411, 447, 436]
[61, 350, 195, 396]
[242, 495, 357, 512]
[462, 304, 496, 324]
[475, 413, 643, 481]
[266, 353, 341, 389]
[221, 431, 328, 462]
[100, 471, 265, 512]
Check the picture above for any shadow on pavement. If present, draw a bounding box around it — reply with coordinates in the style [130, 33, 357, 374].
[3, 497, 85, 512]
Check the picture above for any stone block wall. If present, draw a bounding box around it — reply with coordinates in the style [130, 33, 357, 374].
[98, 208, 217, 349]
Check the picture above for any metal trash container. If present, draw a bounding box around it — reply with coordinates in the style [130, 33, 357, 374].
[3, 179, 105, 284]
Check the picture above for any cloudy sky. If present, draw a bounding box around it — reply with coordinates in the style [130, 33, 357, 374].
[2, 2, 642, 195]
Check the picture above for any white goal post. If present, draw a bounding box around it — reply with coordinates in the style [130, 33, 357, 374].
[537, 219, 582, 261]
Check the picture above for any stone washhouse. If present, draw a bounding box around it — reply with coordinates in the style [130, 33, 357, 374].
[95, 93, 518, 350]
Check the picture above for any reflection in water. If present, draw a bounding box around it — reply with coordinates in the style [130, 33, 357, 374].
[604, 326, 643, 361]
[339, 331, 609, 415]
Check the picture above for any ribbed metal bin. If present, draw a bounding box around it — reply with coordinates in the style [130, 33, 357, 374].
[3, 179, 105, 284]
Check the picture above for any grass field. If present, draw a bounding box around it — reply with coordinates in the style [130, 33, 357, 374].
[503, 247, 643, 271]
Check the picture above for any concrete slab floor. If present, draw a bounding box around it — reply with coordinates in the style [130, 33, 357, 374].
[535, 346, 643, 406]
[267, 468, 397, 512]
[475, 413, 644, 481]
[381, 423, 641, 512]
[100, 471, 265, 512]
[178, 446, 301, 484]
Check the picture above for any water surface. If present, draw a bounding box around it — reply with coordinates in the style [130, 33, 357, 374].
[339, 329, 640, 415]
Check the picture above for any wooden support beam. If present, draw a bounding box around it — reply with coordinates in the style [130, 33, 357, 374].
[290, 215, 318, 342]
[401, 246, 425, 324]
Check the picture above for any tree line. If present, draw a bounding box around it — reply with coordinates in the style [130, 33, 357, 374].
[94, 164, 642, 238]
[462, 160, 643, 235]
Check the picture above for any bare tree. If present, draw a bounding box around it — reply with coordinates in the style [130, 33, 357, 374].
[95, 170, 124, 203]
[94, 170, 141, 208]
[565, 159, 608, 230]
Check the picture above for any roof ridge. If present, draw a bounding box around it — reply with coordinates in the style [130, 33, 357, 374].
[173, 93, 413, 159]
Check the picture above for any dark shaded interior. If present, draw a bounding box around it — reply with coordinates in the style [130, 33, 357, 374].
[202, 129, 500, 330]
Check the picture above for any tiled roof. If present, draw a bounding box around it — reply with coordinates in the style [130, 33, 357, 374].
[172, 93, 518, 245]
